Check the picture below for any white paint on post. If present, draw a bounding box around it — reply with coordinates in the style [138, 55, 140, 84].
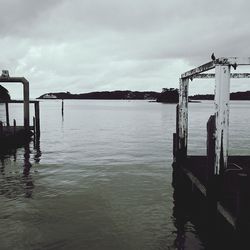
[214, 65, 230, 175]
[178, 78, 189, 156]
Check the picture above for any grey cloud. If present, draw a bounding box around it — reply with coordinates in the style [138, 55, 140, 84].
[0, 0, 250, 98]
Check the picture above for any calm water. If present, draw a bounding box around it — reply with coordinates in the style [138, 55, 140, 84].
[0, 100, 249, 250]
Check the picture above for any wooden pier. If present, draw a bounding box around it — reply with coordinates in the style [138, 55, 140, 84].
[173, 57, 250, 243]
[0, 72, 40, 150]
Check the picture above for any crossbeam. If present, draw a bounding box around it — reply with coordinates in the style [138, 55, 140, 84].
[193, 73, 250, 79]
[181, 61, 215, 79]
[181, 57, 250, 79]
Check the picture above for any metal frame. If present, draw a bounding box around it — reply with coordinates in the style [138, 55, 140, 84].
[0, 76, 30, 130]
[178, 57, 250, 175]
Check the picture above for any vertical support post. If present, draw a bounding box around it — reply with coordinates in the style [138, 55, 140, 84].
[178, 78, 189, 159]
[22, 79, 30, 131]
[5, 102, 10, 127]
[34, 101, 40, 138]
[0, 121, 3, 136]
[214, 65, 230, 175]
[236, 173, 249, 239]
[13, 119, 16, 136]
[61, 99, 64, 117]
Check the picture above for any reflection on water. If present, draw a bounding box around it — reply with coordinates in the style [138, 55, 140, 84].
[0, 139, 41, 200]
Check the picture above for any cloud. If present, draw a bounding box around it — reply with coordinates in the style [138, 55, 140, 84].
[0, 0, 250, 98]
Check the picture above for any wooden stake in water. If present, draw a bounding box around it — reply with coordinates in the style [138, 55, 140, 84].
[62, 99, 64, 117]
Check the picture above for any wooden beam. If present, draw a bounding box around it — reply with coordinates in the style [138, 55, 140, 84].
[181, 57, 250, 80]
[214, 65, 230, 175]
[194, 73, 250, 79]
[181, 61, 215, 79]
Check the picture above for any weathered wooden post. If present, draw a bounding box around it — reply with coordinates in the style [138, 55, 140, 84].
[13, 119, 16, 136]
[33, 116, 36, 134]
[207, 115, 216, 181]
[214, 64, 230, 174]
[236, 173, 249, 239]
[34, 101, 40, 137]
[22, 78, 30, 132]
[5, 102, 10, 127]
[0, 121, 3, 136]
[178, 78, 189, 160]
[61, 99, 64, 117]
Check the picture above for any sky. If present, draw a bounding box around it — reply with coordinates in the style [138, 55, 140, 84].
[1, 0, 250, 99]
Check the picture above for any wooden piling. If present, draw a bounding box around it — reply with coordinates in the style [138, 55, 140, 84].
[13, 119, 16, 136]
[61, 99, 64, 117]
[207, 115, 216, 181]
[33, 116, 36, 138]
[34, 101, 40, 137]
[5, 102, 10, 127]
[0, 121, 3, 136]
[236, 173, 249, 237]
[178, 78, 189, 159]
[214, 65, 230, 174]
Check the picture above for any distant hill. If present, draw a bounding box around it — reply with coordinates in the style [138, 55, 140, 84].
[38, 89, 180, 103]
[0, 85, 10, 100]
[190, 91, 250, 100]
[38, 90, 250, 102]
[38, 90, 160, 100]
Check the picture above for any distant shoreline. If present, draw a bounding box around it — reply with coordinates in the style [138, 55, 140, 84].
[37, 90, 250, 101]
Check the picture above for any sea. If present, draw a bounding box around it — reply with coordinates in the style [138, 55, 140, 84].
[0, 100, 249, 250]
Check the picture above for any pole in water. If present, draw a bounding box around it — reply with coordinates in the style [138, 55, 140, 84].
[61, 99, 64, 117]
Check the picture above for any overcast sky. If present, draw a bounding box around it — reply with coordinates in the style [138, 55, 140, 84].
[1, 0, 250, 98]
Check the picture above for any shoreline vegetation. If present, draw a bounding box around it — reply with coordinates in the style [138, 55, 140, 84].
[37, 89, 250, 103]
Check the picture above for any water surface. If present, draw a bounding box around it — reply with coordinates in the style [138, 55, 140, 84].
[0, 100, 249, 249]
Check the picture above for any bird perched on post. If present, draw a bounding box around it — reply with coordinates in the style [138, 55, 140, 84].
[211, 53, 216, 61]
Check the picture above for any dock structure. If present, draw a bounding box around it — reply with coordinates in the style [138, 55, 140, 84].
[0, 71, 40, 149]
[173, 57, 250, 241]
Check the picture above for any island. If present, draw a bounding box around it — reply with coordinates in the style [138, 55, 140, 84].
[38, 89, 250, 102]
[38, 88, 180, 103]
[190, 91, 250, 100]
[0, 85, 11, 100]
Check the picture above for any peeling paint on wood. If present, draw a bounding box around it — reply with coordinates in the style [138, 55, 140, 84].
[178, 78, 189, 157]
[181, 61, 215, 79]
[214, 65, 230, 175]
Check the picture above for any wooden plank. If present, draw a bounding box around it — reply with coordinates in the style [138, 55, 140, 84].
[183, 168, 207, 196]
[217, 202, 236, 229]
[214, 65, 230, 174]
[194, 73, 250, 79]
